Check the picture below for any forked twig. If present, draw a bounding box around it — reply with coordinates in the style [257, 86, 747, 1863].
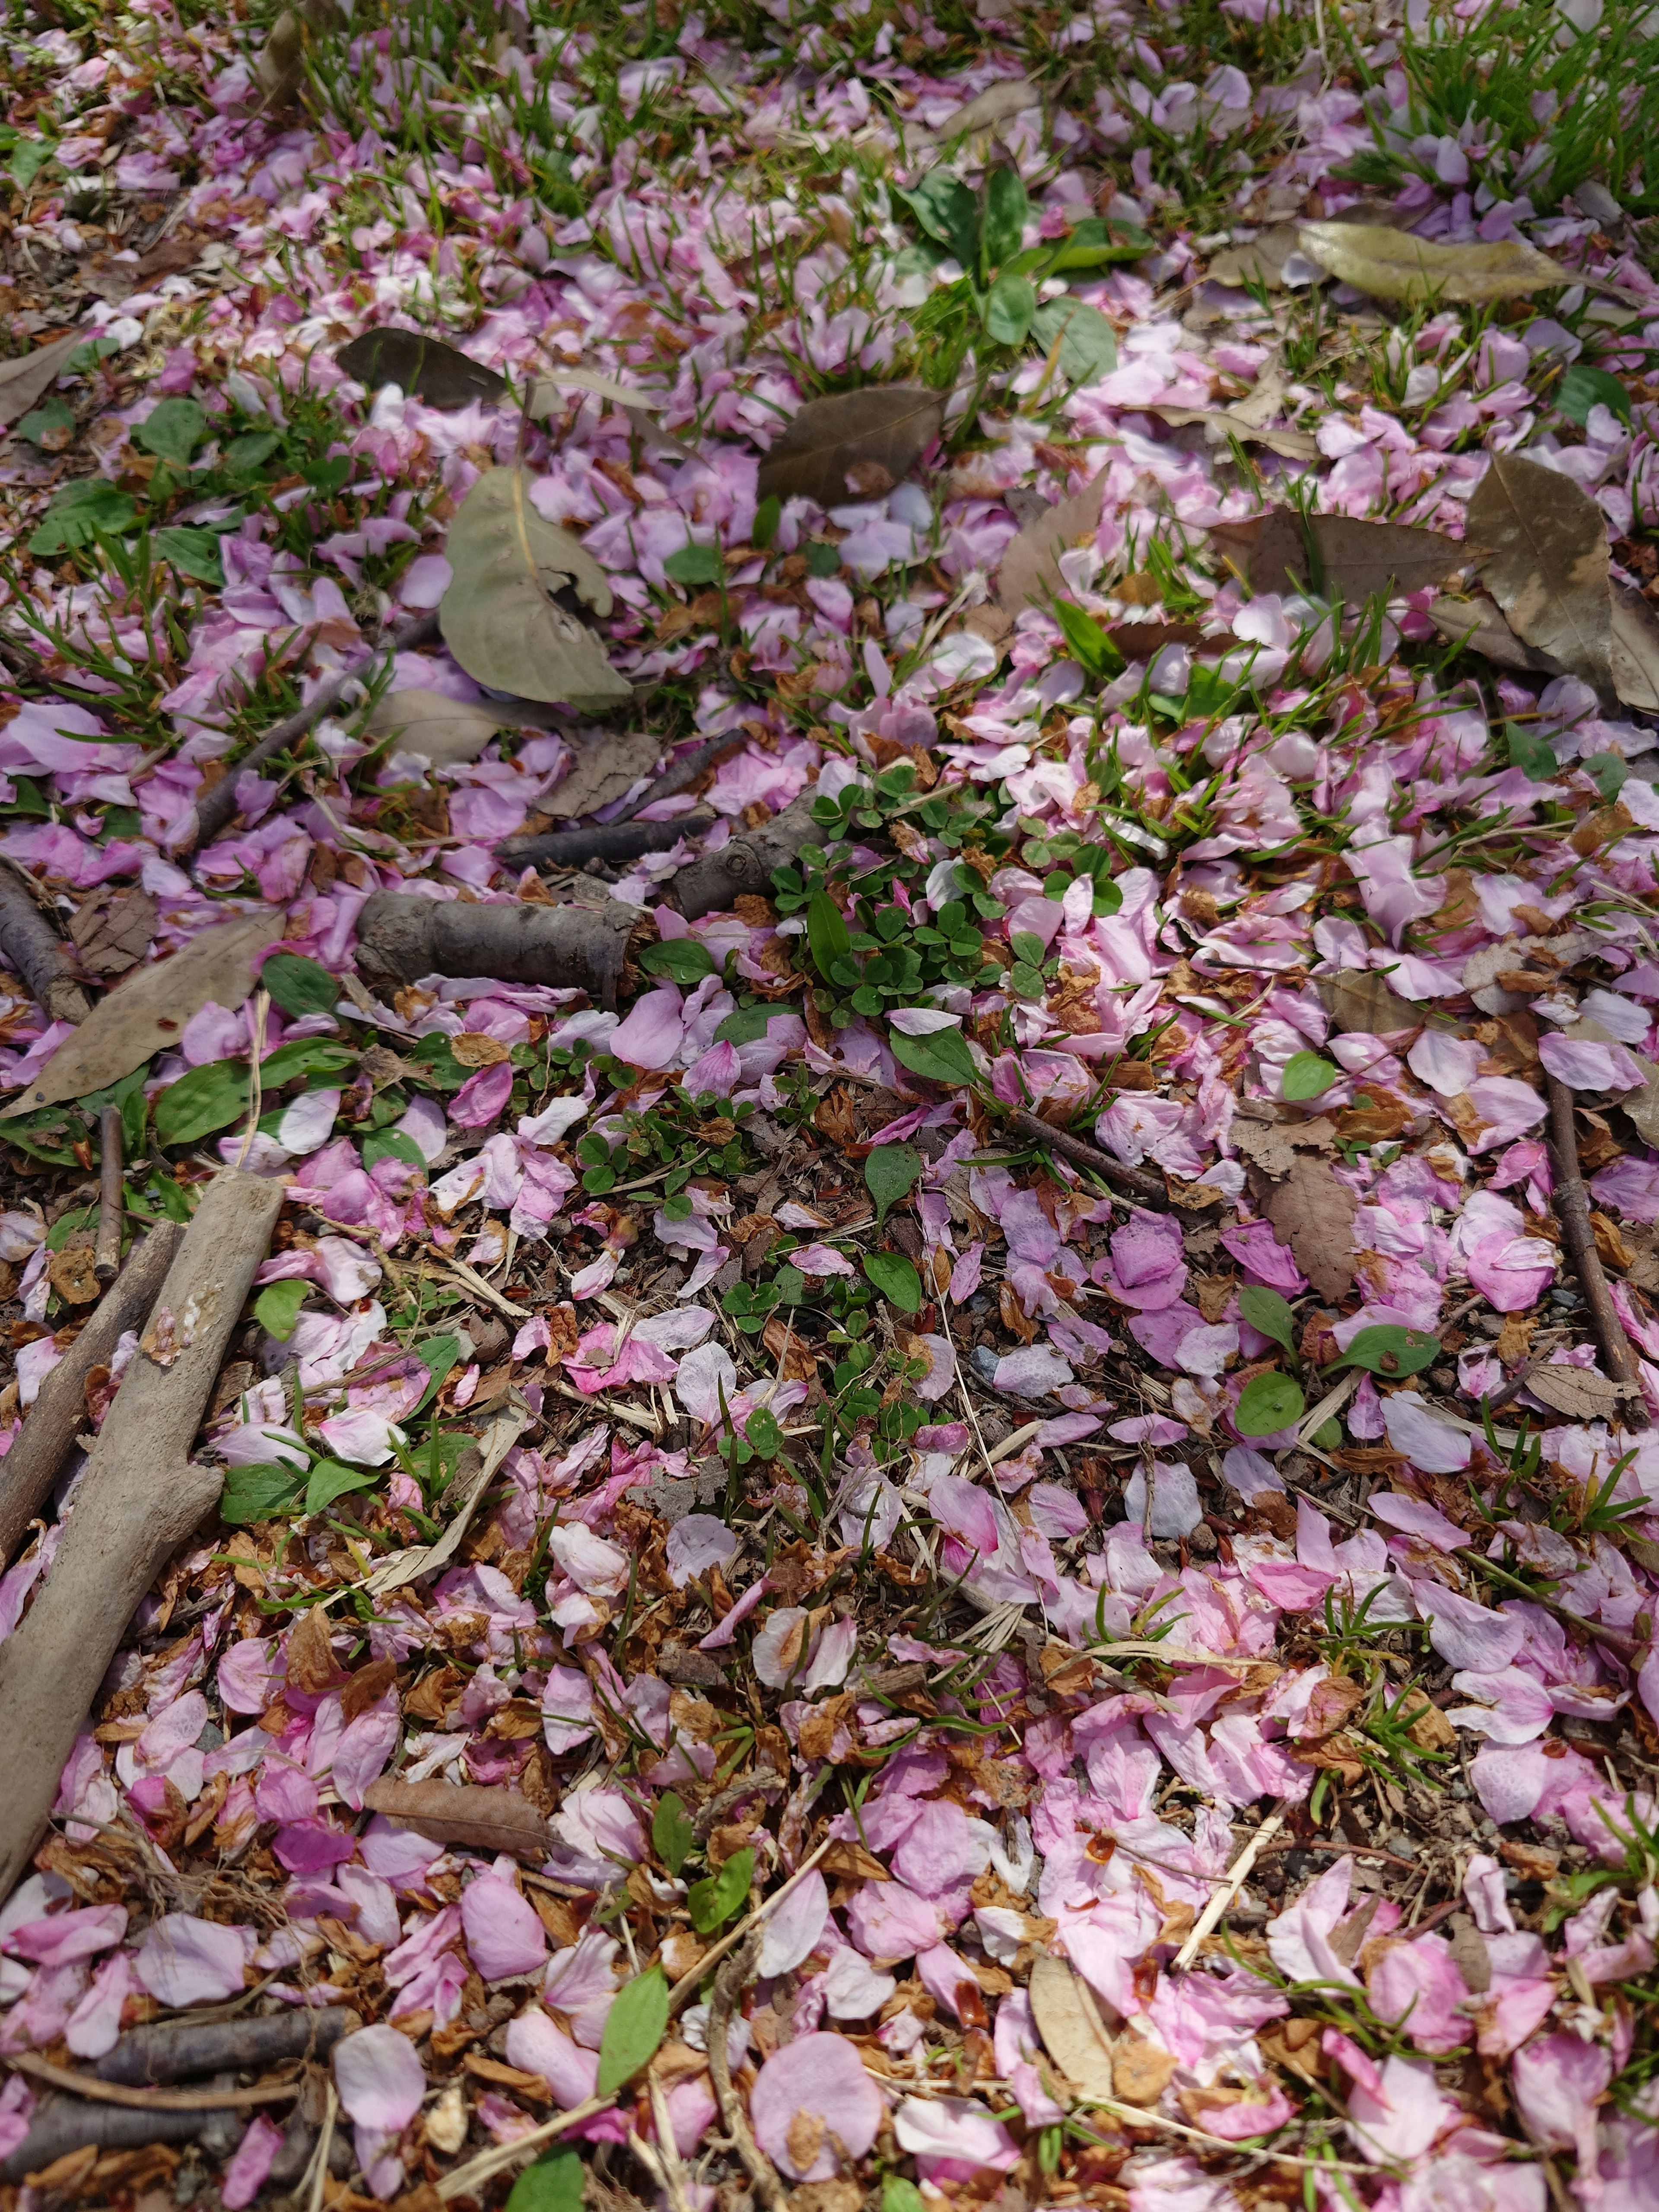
[708, 1932, 787, 2212]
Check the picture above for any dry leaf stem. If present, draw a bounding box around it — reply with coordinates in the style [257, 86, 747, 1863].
[707, 1931, 788, 2212]
[1545, 1072, 1647, 1423]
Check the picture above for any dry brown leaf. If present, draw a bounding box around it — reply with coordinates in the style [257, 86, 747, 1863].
[47, 1245, 99, 1305]
[285, 1607, 341, 1694]
[363, 1777, 553, 1857]
[1263, 1152, 1357, 1301]
[362, 686, 515, 768]
[253, 8, 306, 106]
[546, 730, 663, 818]
[1205, 224, 1306, 290]
[1297, 222, 1575, 304]
[67, 888, 156, 979]
[912, 76, 1039, 147]
[340, 1657, 398, 1720]
[1315, 971, 1419, 1036]
[1428, 593, 1563, 677]
[1466, 452, 1614, 702]
[438, 468, 631, 711]
[335, 331, 508, 410]
[1152, 407, 1318, 460]
[1230, 1110, 1338, 1179]
[1522, 1363, 1633, 1420]
[3, 909, 285, 1117]
[1111, 2034, 1177, 2106]
[1611, 584, 1659, 713]
[450, 1032, 511, 1068]
[996, 471, 1106, 613]
[1210, 509, 1468, 602]
[1028, 1955, 1116, 2100]
[0, 333, 84, 432]
[757, 385, 944, 509]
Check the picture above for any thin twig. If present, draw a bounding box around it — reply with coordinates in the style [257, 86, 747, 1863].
[707, 1933, 788, 2212]
[304, 2080, 337, 2212]
[4, 2052, 301, 2111]
[1010, 1109, 1169, 1205]
[94, 1105, 123, 1283]
[1546, 1072, 1648, 1424]
[645, 2069, 695, 2212]
[1171, 1806, 1286, 1971]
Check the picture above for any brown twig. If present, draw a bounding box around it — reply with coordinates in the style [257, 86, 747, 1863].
[172, 608, 441, 853]
[1010, 1109, 1168, 1205]
[690, 1765, 782, 1840]
[496, 814, 714, 872]
[0, 859, 90, 1025]
[1546, 1072, 1648, 1424]
[95, 1104, 123, 1282]
[707, 1932, 787, 2212]
[6, 2052, 300, 2110]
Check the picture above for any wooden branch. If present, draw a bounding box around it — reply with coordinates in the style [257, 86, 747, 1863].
[1010, 1108, 1168, 1205]
[7, 2052, 299, 2111]
[707, 1933, 787, 2212]
[95, 1105, 122, 1282]
[170, 608, 441, 854]
[666, 790, 820, 922]
[0, 859, 90, 1025]
[615, 732, 746, 822]
[497, 813, 713, 873]
[93, 2006, 356, 2087]
[1546, 1073, 1647, 1423]
[0, 1220, 184, 1569]
[0, 2097, 201, 2182]
[1171, 1806, 1285, 1971]
[0, 1171, 284, 1898]
[353, 891, 645, 1011]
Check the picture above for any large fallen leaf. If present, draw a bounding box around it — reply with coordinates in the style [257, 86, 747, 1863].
[1030, 298, 1118, 385]
[913, 76, 1039, 146]
[1523, 1364, 1635, 1421]
[997, 470, 1106, 613]
[1205, 223, 1307, 290]
[439, 469, 632, 710]
[1210, 509, 1468, 601]
[1262, 1152, 1357, 1301]
[335, 330, 508, 410]
[757, 385, 944, 508]
[1429, 594, 1562, 676]
[2, 909, 284, 1116]
[1028, 1956, 1116, 2099]
[547, 730, 663, 817]
[0, 333, 82, 432]
[363, 686, 515, 767]
[1316, 970, 1419, 1036]
[527, 365, 666, 413]
[1466, 452, 1614, 703]
[363, 1778, 552, 1856]
[68, 887, 156, 980]
[1153, 406, 1317, 460]
[1611, 585, 1659, 713]
[1297, 222, 1575, 304]
[253, 8, 306, 106]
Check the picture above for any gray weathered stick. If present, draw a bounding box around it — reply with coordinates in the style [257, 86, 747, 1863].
[0, 860, 89, 1026]
[0, 1172, 283, 1897]
[0, 1220, 184, 1569]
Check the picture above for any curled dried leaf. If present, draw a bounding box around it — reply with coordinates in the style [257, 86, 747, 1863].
[334, 330, 508, 410]
[756, 385, 944, 508]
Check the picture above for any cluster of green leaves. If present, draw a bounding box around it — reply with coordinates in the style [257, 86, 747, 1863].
[574, 1081, 754, 1198]
[1235, 1287, 1439, 1440]
[898, 164, 1137, 381]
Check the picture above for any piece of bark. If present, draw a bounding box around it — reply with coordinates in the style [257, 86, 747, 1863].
[497, 814, 712, 872]
[93, 2006, 356, 2086]
[353, 892, 645, 1011]
[0, 2099, 202, 2183]
[0, 1220, 184, 1569]
[363, 1777, 553, 1856]
[0, 1171, 284, 1898]
[1548, 1073, 1647, 1421]
[667, 791, 821, 922]
[0, 860, 90, 1025]
[171, 609, 441, 854]
[95, 1105, 122, 1282]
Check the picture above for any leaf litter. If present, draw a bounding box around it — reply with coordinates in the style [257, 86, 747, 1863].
[1, 0, 1659, 2208]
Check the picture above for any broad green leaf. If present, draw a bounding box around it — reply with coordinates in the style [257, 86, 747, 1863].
[897, 171, 980, 268]
[864, 1250, 922, 1313]
[596, 1965, 670, 2095]
[1047, 216, 1150, 270]
[640, 939, 715, 985]
[15, 396, 73, 449]
[68, 337, 121, 376]
[1237, 1286, 1297, 1353]
[1029, 297, 1119, 384]
[1506, 722, 1558, 781]
[411, 1335, 464, 1415]
[1052, 599, 1126, 679]
[259, 1039, 355, 1084]
[29, 479, 138, 556]
[982, 168, 1030, 269]
[1235, 1371, 1306, 1437]
[1583, 750, 1628, 802]
[136, 397, 209, 467]
[753, 494, 782, 548]
[261, 952, 341, 1018]
[807, 889, 852, 984]
[10, 139, 57, 190]
[153, 1059, 250, 1147]
[688, 1846, 754, 1933]
[884, 2182, 927, 2212]
[305, 1459, 380, 1516]
[866, 1142, 922, 1221]
[715, 1006, 775, 1046]
[890, 1025, 977, 1087]
[1559, 363, 1631, 426]
[663, 542, 724, 586]
[219, 1463, 307, 1526]
[652, 1791, 694, 1875]
[1282, 1051, 1339, 1102]
[256, 1280, 308, 1341]
[746, 1405, 782, 1456]
[1333, 1325, 1440, 1379]
[153, 527, 224, 585]
[506, 2152, 586, 2212]
[439, 468, 630, 711]
[983, 270, 1036, 346]
[363, 1129, 428, 1173]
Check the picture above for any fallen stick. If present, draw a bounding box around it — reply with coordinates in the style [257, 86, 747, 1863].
[353, 890, 646, 1011]
[0, 2098, 201, 2183]
[666, 790, 820, 922]
[614, 731, 746, 822]
[1546, 1073, 1648, 1424]
[1170, 1805, 1285, 1971]
[0, 859, 90, 1026]
[496, 813, 713, 873]
[1010, 1108, 1168, 1205]
[7, 2052, 300, 2111]
[95, 1104, 123, 1281]
[707, 1933, 786, 2212]
[93, 2006, 356, 2086]
[0, 1220, 184, 1569]
[0, 1170, 285, 1898]
[170, 609, 441, 854]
